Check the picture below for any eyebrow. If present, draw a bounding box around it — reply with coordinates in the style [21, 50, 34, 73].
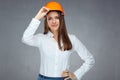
[47, 15, 59, 19]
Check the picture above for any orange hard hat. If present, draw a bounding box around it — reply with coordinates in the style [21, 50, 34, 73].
[45, 1, 65, 15]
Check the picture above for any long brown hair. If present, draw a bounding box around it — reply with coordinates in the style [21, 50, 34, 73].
[44, 11, 72, 51]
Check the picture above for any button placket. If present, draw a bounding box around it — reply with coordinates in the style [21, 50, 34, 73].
[54, 42, 59, 76]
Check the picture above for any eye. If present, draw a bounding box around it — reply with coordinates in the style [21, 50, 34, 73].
[48, 17, 52, 20]
[55, 16, 59, 19]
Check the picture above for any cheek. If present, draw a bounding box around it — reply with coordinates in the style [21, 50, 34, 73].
[47, 21, 51, 26]
[56, 19, 60, 25]
[56, 18, 60, 22]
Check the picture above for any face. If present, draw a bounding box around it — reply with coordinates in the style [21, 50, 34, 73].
[47, 11, 60, 33]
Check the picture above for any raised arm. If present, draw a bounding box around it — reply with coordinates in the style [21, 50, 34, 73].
[22, 7, 49, 47]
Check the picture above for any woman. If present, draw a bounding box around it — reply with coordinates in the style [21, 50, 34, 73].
[22, 1, 95, 80]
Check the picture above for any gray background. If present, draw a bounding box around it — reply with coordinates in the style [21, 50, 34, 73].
[0, 0, 120, 80]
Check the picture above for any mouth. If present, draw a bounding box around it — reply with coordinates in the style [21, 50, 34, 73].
[51, 25, 58, 27]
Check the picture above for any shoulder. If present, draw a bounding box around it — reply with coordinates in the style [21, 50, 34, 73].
[68, 33, 81, 44]
[68, 33, 77, 39]
[68, 33, 76, 42]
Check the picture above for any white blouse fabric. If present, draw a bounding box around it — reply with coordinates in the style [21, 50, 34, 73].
[22, 18, 95, 80]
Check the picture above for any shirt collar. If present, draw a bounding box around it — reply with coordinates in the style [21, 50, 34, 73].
[47, 31, 64, 50]
[47, 31, 54, 38]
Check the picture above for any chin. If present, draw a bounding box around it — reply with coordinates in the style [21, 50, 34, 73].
[51, 28, 59, 32]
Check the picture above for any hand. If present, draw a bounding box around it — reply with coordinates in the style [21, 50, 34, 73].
[34, 6, 49, 20]
[61, 70, 77, 80]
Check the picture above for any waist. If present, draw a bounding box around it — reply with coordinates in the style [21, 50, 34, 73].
[39, 67, 67, 77]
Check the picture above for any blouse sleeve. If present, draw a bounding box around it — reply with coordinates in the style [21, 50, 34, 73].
[22, 18, 42, 47]
[72, 35, 95, 80]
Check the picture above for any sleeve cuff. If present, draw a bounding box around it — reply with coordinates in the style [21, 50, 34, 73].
[74, 72, 81, 80]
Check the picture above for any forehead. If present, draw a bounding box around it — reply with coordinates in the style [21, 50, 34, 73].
[47, 11, 59, 17]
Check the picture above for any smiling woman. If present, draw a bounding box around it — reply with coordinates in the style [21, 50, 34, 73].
[44, 10, 72, 51]
[46, 11, 60, 33]
[22, 1, 95, 80]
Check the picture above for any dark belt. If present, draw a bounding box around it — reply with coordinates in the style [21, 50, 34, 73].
[39, 74, 64, 79]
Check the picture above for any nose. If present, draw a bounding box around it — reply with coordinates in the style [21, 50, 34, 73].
[52, 19, 56, 24]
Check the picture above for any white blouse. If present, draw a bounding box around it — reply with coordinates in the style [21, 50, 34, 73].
[22, 18, 95, 80]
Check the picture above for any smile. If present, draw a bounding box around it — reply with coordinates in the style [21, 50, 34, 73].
[51, 25, 58, 27]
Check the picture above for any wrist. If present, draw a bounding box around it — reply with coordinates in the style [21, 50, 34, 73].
[34, 16, 40, 20]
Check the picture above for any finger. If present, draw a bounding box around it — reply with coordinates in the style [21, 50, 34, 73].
[43, 6, 50, 11]
[63, 70, 69, 73]
[43, 6, 50, 12]
[62, 73, 69, 77]
[62, 71, 69, 75]
[62, 72, 69, 77]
